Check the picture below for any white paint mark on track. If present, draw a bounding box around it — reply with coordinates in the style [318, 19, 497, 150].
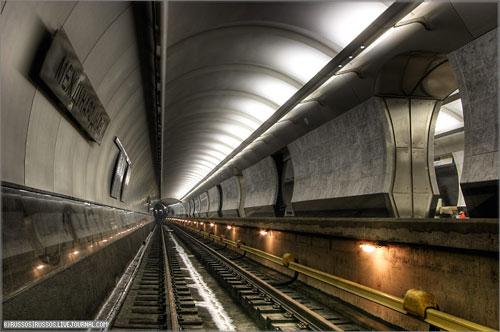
[169, 234, 236, 331]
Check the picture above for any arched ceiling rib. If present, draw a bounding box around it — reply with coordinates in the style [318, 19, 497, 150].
[161, 1, 391, 200]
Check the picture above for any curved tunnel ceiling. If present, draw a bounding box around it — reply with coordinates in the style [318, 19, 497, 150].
[162, 1, 391, 200]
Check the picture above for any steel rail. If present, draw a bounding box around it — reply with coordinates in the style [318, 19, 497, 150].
[93, 228, 156, 331]
[173, 219, 496, 332]
[160, 226, 180, 331]
[171, 224, 344, 331]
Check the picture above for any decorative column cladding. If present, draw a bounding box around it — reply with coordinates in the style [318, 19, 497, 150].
[448, 28, 498, 217]
[384, 98, 440, 217]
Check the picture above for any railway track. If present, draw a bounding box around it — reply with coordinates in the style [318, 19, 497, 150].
[109, 226, 203, 330]
[104, 223, 383, 331]
[168, 223, 368, 331]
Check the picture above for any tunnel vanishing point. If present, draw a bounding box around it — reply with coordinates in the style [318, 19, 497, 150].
[1, 1, 499, 331]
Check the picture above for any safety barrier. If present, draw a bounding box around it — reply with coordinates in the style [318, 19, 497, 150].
[169, 218, 496, 332]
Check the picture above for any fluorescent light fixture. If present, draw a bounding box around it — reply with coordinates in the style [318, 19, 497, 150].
[236, 99, 275, 122]
[435, 100, 464, 135]
[434, 158, 454, 167]
[271, 43, 331, 83]
[252, 77, 299, 105]
[320, 2, 391, 48]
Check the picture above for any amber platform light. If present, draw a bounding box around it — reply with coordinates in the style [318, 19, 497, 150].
[209, 222, 215, 227]
[360, 243, 376, 253]
[259, 229, 269, 236]
[226, 225, 232, 230]
[35, 264, 46, 270]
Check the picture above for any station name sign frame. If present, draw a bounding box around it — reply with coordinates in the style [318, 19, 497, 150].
[39, 30, 110, 143]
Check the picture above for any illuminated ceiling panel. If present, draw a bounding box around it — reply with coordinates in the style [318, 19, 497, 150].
[162, 1, 391, 200]
[435, 99, 464, 135]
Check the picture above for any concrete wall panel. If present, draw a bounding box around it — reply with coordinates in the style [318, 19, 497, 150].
[194, 196, 201, 217]
[288, 97, 394, 216]
[220, 176, 241, 217]
[199, 192, 209, 217]
[207, 186, 221, 217]
[448, 28, 498, 217]
[242, 156, 278, 216]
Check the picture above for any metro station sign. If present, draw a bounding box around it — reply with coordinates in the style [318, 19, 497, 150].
[38, 30, 110, 144]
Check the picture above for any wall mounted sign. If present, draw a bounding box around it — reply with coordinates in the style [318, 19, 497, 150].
[39, 29, 110, 143]
[111, 137, 132, 200]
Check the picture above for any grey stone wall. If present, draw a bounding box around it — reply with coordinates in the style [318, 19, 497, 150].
[220, 176, 241, 216]
[182, 202, 190, 217]
[448, 28, 498, 217]
[171, 203, 185, 216]
[207, 186, 220, 217]
[193, 196, 201, 217]
[188, 199, 195, 217]
[448, 28, 498, 184]
[242, 157, 278, 216]
[199, 192, 209, 217]
[288, 97, 394, 215]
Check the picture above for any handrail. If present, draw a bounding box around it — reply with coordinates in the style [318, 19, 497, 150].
[169, 218, 496, 332]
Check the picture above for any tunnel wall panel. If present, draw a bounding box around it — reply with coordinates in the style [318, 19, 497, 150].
[207, 186, 221, 217]
[0, 1, 158, 212]
[182, 202, 190, 217]
[199, 192, 209, 217]
[448, 28, 498, 217]
[220, 176, 242, 217]
[242, 156, 278, 217]
[288, 97, 394, 216]
[193, 196, 201, 217]
[188, 199, 195, 217]
[170, 203, 185, 216]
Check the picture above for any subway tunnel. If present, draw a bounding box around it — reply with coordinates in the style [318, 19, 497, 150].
[0, 1, 498, 331]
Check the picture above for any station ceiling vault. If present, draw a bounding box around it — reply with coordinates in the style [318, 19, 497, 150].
[161, 1, 392, 201]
